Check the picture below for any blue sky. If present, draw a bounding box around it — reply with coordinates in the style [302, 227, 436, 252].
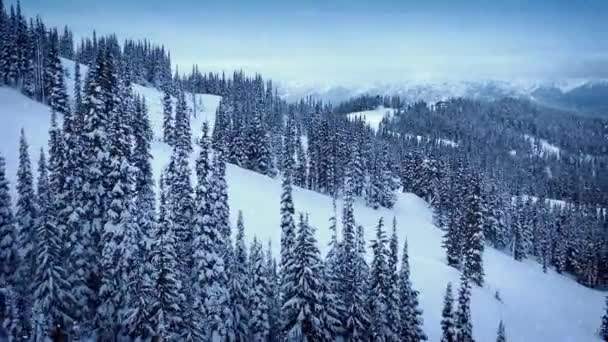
[12, 0, 608, 84]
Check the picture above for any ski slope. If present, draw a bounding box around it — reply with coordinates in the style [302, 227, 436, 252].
[0, 62, 605, 341]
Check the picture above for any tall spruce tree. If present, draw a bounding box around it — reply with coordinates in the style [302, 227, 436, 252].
[32, 149, 74, 339]
[232, 210, 251, 341]
[600, 296, 608, 342]
[462, 175, 485, 286]
[455, 274, 474, 342]
[15, 129, 36, 339]
[369, 218, 391, 341]
[496, 320, 506, 342]
[324, 199, 346, 334]
[398, 238, 427, 342]
[162, 90, 175, 146]
[249, 237, 270, 341]
[149, 171, 183, 340]
[387, 217, 402, 339]
[0, 154, 18, 288]
[266, 241, 281, 342]
[441, 283, 456, 342]
[282, 213, 325, 341]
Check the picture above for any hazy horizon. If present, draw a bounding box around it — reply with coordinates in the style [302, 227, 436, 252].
[12, 0, 608, 85]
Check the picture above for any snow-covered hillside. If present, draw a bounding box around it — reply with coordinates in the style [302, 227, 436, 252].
[347, 106, 395, 130]
[0, 61, 605, 342]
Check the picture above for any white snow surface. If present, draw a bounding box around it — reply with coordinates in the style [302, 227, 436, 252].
[0, 60, 605, 342]
[347, 106, 395, 131]
[523, 134, 561, 158]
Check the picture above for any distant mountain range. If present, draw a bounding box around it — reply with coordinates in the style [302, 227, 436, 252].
[277, 80, 608, 117]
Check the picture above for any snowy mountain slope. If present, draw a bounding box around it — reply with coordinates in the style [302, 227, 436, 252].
[347, 106, 395, 130]
[0, 64, 605, 341]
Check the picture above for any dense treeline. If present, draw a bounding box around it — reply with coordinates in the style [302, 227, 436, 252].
[0, 30, 495, 341]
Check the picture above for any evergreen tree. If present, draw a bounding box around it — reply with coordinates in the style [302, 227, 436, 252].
[462, 175, 485, 286]
[173, 90, 192, 153]
[0, 154, 18, 288]
[280, 153, 298, 336]
[324, 200, 346, 335]
[249, 237, 270, 341]
[398, 238, 427, 342]
[73, 61, 83, 114]
[45, 35, 69, 115]
[32, 149, 74, 339]
[282, 213, 325, 341]
[387, 217, 402, 339]
[340, 177, 369, 341]
[369, 218, 390, 341]
[266, 241, 281, 342]
[441, 283, 456, 342]
[97, 72, 134, 339]
[15, 129, 36, 339]
[162, 90, 174, 146]
[120, 98, 156, 340]
[455, 274, 474, 342]
[245, 109, 273, 175]
[192, 136, 232, 340]
[80, 50, 113, 325]
[232, 210, 251, 341]
[149, 171, 183, 340]
[496, 320, 506, 342]
[600, 296, 608, 342]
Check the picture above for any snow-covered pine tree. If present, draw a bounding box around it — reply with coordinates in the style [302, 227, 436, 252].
[266, 241, 281, 342]
[398, 238, 427, 342]
[339, 176, 370, 341]
[162, 89, 175, 146]
[443, 206, 462, 268]
[97, 70, 134, 340]
[387, 218, 402, 339]
[280, 147, 298, 337]
[232, 210, 251, 341]
[249, 237, 270, 341]
[462, 174, 485, 286]
[600, 296, 608, 342]
[282, 213, 325, 341]
[14, 129, 36, 336]
[245, 107, 273, 176]
[73, 61, 82, 114]
[441, 283, 456, 342]
[80, 50, 114, 325]
[192, 136, 232, 340]
[120, 97, 156, 340]
[173, 90, 192, 153]
[149, 171, 183, 340]
[324, 199, 346, 335]
[167, 101, 196, 335]
[369, 218, 391, 341]
[496, 320, 506, 342]
[294, 135, 308, 188]
[212, 97, 230, 155]
[455, 274, 474, 342]
[353, 224, 372, 341]
[44, 34, 70, 116]
[512, 196, 527, 261]
[32, 149, 74, 339]
[0, 154, 18, 289]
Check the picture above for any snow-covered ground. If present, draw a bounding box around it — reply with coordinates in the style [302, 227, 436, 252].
[523, 134, 561, 158]
[0, 62, 605, 341]
[347, 106, 395, 131]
